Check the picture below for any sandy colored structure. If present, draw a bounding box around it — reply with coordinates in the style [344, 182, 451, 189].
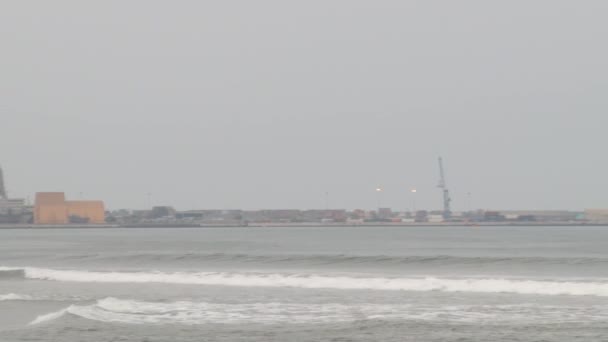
[585, 209, 608, 223]
[34, 192, 68, 224]
[66, 201, 105, 224]
[35, 192, 105, 224]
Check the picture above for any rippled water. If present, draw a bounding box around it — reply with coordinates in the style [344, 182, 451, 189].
[1, 226, 608, 341]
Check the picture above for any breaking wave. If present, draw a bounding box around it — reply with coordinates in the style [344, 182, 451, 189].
[0, 293, 34, 301]
[0, 292, 85, 302]
[4, 266, 608, 297]
[29, 298, 608, 326]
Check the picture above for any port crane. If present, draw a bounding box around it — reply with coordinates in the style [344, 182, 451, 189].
[437, 157, 451, 219]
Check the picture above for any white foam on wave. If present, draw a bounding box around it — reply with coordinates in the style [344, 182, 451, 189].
[0, 267, 21, 271]
[0, 293, 34, 301]
[0, 291, 85, 302]
[29, 307, 71, 325]
[29, 297, 608, 326]
[10, 266, 608, 297]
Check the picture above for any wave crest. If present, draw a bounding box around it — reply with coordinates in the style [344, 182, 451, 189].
[0, 293, 34, 301]
[29, 298, 608, 326]
[6, 266, 608, 297]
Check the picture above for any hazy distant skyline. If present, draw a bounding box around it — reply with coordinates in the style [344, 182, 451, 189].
[2, 1, 607, 211]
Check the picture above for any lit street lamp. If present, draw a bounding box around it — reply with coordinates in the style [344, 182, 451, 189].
[376, 187, 383, 210]
[410, 189, 417, 214]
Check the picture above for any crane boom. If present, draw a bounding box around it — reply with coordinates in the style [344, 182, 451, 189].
[437, 157, 451, 219]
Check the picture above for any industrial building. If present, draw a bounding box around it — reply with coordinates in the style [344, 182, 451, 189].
[0, 166, 30, 223]
[584, 209, 608, 223]
[66, 200, 106, 224]
[34, 192, 105, 224]
[34, 192, 68, 224]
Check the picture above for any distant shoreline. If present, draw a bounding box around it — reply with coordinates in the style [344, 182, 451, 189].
[1, 222, 608, 229]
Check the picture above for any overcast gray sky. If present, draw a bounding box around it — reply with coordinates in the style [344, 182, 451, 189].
[1, 1, 607, 211]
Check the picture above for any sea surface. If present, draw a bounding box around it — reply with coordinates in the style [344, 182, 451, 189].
[1, 226, 608, 341]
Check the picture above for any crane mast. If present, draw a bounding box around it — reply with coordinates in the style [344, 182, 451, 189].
[437, 157, 451, 219]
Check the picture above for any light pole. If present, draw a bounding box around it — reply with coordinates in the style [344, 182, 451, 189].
[410, 189, 417, 214]
[375, 187, 383, 210]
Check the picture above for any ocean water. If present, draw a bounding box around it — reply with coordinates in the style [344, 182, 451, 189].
[1, 226, 608, 341]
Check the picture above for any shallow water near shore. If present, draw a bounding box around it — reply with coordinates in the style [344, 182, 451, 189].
[1, 226, 608, 341]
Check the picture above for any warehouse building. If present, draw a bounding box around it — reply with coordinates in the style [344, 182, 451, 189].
[35, 192, 105, 224]
[585, 209, 608, 223]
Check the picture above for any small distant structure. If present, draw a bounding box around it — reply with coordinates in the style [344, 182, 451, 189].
[150, 206, 176, 219]
[377, 208, 393, 220]
[437, 157, 452, 219]
[0, 165, 30, 223]
[34, 192, 105, 224]
[483, 211, 506, 222]
[584, 209, 608, 223]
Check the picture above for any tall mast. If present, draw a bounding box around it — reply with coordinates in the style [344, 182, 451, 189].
[437, 157, 451, 219]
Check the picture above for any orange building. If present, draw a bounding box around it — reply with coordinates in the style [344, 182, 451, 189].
[34, 192, 68, 224]
[66, 200, 105, 224]
[35, 192, 105, 224]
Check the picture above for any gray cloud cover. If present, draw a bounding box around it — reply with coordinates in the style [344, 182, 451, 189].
[1, 1, 607, 211]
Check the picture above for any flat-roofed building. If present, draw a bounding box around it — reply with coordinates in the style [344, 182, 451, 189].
[35, 192, 105, 224]
[585, 209, 608, 223]
[66, 201, 105, 224]
[499, 210, 580, 222]
[34, 192, 68, 224]
[0, 198, 26, 214]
